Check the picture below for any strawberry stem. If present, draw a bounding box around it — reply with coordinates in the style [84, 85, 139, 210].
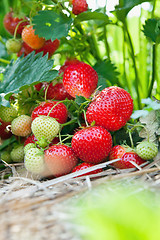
[13, 19, 28, 39]
[0, 58, 10, 64]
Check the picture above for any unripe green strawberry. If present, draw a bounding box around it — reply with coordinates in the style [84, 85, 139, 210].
[6, 38, 22, 53]
[24, 147, 45, 174]
[10, 145, 24, 162]
[11, 115, 32, 137]
[24, 143, 36, 154]
[31, 116, 60, 143]
[1, 151, 12, 163]
[0, 105, 17, 122]
[136, 141, 158, 160]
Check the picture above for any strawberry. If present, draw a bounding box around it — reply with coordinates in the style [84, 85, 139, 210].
[71, 126, 112, 164]
[31, 116, 60, 143]
[31, 101, 68, 124]
[17, 41, 33, 57]
[22, 25, 45, 50]
[71, 0, 88, 15]
[35, 39, 60, 58]
[63, 62, 98, 98]
[11, 115, 32, 137]
[44, 144, 78, 177]
[10, 145, 24, 162]
[136, 141, 158, 160]
[24, 147, 45, 174]
[59, 58, 81, 76]
[46, 82, 74, 100]
[24, 134, 37, 146]
[0, 105, 17, 122]
[72, 162, 103, 177]
[3, 11, 29, 36]
[24, 143, 36, 154]
[6, 39, 22, 53]
[109, 145, 126, 161]
[0, 118, 12, 140]
[86, 86, 134, 132]
[110, 152, 146, 169]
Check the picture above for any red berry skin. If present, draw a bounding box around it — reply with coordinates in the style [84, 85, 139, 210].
[63, 62, 98, 98]
[44, 145, 78, 177]
[71, 126, 112, 164]
[0, 119, 12, 140]
[72, 162, 103, 177]
[3, 11, 29, 36]
[35, 39, 60, 58]
[17, 41, 33, 57]
[109, 145, 126, 161]
[46, 82, 74, 100]
[72, 0, 88, 15]
[110, 152, 146, 169]
[86, 86, 134, 132]
[31, 101, 68, 124]
[59, 58, 81, 76]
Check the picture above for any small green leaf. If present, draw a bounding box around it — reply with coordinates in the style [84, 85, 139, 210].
[142, 18, 160, 44]
[32, 10, 73, 40]
[94, 60, 119, 90]
[75, 96, 87, 105]
[74, 11, 109, 25]
[0, 52, 58, 106]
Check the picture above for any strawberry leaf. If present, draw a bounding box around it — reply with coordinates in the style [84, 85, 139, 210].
[74, 11, 109, 25]
[142, 19, 160, 44]
[32, 10, 73, 40]
[94, 60, 119, 90]
[0, 52, 58, 106]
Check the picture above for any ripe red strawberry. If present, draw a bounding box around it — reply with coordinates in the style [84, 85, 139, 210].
[109, 145, 126, 161]
[0, 118, 12, 140]
[35, 39, 60, 58]
[31, 101, 68, 124]
[3, 11, 29, 36]
[86, 86, 133, 131]
[44, 144, 78, 177]
[110, 152, 146, 169]
[63, 62, 98, 98]
[72, 162, 103, 177]
[46, 82, 74, 100]
[11, 115, 32, 137]
[59, 58, 81, 76]
[71, 0, 88, 15]
[22, 25, 45, 50]
[71, 126, 112, 164]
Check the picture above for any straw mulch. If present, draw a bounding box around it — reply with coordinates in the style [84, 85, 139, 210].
[1, 154, 160, 240]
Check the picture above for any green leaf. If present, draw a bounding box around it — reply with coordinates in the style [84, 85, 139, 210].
[74, 11, 110, 25]
[113, 0, 152, 21]
[32, 10, 73, 41]
[94, 60, 119, 90]
[142, 18, 160, 44]
[0, 52, 58, 106]
[75, 96, 87, 106]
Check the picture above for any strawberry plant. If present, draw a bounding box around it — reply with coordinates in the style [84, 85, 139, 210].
[0, 0, 160, 180]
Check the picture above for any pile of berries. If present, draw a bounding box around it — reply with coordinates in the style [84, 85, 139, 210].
[0, 59, 158, 179]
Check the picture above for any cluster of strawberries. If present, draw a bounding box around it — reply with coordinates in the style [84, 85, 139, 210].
[1, 57, 155, 179]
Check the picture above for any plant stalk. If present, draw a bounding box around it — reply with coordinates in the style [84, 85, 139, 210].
[148, 44, 156, 97]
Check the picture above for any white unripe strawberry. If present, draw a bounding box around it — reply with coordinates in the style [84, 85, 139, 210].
[31, 116, 60, 142]
[24, 147, 45, 174]
[10, 145, 24, 162]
